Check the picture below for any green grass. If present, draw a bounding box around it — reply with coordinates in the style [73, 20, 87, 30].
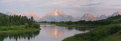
[0, 25, 40, 41]
[55, 23, 93, 28]
[98, 31, 121, 41]
[62, 24, 121, 41]
[0, 28, 40, 41]
[0, 25, 40, 33]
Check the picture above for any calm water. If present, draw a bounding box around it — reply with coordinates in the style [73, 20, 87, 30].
[3, 24, 92, 41]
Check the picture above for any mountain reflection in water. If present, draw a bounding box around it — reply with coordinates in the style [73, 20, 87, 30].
[45, 25, 66, 38]
[3, 24, 92, 41]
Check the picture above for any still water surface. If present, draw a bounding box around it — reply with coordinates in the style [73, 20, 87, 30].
[3, 24, 92, 41]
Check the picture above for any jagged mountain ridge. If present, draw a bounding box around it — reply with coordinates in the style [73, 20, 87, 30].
[80, 11, 121, 21]
[112, 11, 121, 16]
[39, 9, 75, 22]
[39, 9, 121, 22]
[5, 10, 121, 22]
[97, 11, 121, 20]
[80, 13, 96, 21]
[96, 14, 110, 20]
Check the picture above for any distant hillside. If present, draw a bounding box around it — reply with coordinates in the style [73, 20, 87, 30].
[0, 12, 7, 16]
[0, 12, 9, 26]
[80, 11, 121, 21]
[102, 15, 121, 23]
[97, 11, 121, 20]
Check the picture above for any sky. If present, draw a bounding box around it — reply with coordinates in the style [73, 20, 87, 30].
[0, 0, 121, 17]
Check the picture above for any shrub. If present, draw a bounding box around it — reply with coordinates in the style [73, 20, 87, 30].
[32, 23, 40, 28]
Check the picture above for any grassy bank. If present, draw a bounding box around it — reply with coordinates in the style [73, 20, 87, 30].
[0, 28, 40, 41]
[0, 25, 40, 33]
[55, 23, 94, 28]
[62, 24, 121, 41]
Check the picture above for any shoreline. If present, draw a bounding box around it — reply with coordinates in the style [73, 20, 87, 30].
[62, 24, 121, 41]
[0, 25, 40, 34]
[54, 23, 95, 28]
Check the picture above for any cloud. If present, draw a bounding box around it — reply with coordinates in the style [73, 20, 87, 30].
[1, 0, 121, 17]
[0, 0, 84, 8]
[80, 2, 102, 6]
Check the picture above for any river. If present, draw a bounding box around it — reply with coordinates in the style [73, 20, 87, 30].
[3, 24, 92, 41]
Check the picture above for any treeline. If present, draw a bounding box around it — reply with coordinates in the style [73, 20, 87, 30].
[48, 20, 112, 26]
[0, 13, 40, 28]
[49, 15, 121, 26]
[62, 15, 121, 41]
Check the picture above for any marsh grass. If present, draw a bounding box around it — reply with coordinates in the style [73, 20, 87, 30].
[63, 24, 121, 41]
[0, 25, 40, 33]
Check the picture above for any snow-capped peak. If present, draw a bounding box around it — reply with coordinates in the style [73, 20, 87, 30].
[46, 8, 65, 16]
[39, 8, 74, 22]
[112, 11, 121, 16]
[80, 13, 96, 21]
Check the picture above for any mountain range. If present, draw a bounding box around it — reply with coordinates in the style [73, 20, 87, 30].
[80, 13, 96, 21]
[5, 9, 121, 22]
[39, 9, 75, 22]
[38, 9, 121, 22]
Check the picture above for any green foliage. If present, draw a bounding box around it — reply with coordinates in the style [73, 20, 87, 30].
[0, 25, 40, 32]
[25, 23, 29, 28]
[63, 24, 121, 41]
[0, 12, 40, 32]
[61, 15, 121, 41]
[55, 15, 121, 26]
[32, 23, 40, 28]
[0, 12, 40, 28]
[0, 12, 40, 41]
[0, 29, 40, 41]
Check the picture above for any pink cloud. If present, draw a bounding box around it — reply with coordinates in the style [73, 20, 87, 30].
[26, 12, 37, 17]
[9, 12, 42, 21]
[86, 5, 121, 9]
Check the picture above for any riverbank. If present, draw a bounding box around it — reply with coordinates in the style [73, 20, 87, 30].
[0, 27, 40, 41]
[62, 24, 121, 41]
[54, 23, 94, 28]
[0, 25, 40, 33]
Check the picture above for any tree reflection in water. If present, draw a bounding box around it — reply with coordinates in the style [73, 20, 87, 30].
[67, 27, 93, 32]
[0, 30, 40, 41]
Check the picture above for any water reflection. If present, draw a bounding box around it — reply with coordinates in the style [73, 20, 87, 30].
[3, 24, 92, 41]
[47, 26, 65, 38]
[0, 30, 40, 41]
[50, 27, 64, 38]
[41, 24, 92, 39]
